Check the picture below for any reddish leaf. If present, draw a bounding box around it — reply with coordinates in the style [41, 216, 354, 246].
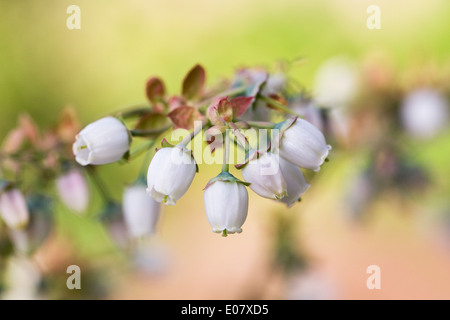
[146, 77, 166, 103]
[168, 106, 202, 130]
[168, 95, 186, 111]
[230, 96, 254, 118]
[182, 64, 205, 101]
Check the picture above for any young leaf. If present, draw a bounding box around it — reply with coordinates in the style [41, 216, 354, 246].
[230, 96, 254, 118]
[168, 106, 202, 130]
[146, 77, 166, 103]
[182, 64, 205, 101]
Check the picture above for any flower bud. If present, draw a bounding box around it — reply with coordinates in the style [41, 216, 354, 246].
[207, 97, 233, 126]
[279, 158, 310, 207]
[73, 117, 130, 166]
[123, 185, 161, 238]
[400, 88, 449, 139]
[56, 169, 89, 214]
[278, 118, 331, 172]
[0, 189, 29, 229]
[241, 152, 287, 200]
[146, 146, 197, 205]
[204, 174, 248, 235]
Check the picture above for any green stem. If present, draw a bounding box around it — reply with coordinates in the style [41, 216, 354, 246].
[137, 140, 158, 179]
[228, 121, 250, 153]
[86, 166, 113, 203]
[179, 121, 208, 147]
[130, 124, 173, 137]
[259, 95, 298, 116]
[198, 85, 247, 112]
[128, 140, 155, 161]
[222, 133, 230, 173]
[114, 105, 151, 119]
[244, 120, 276, 129]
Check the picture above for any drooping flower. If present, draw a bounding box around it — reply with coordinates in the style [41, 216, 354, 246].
[279, 158, 310, 207]
[73, 117, 130, 166]
[123, 185, 161, 238]
[0, 189, 29, 229]
[204, 172, 248, 236]
[146, 146, 197, 205]
[241, 152, 287, 200]
[56, 169, 89, 214]
[277, 117, 331, 172]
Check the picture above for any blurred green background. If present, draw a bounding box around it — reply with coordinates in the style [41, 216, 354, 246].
[1, 0, 450, 299]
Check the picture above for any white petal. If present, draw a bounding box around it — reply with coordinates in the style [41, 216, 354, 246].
[147, 147, 196, 205]
[242, 153, 287, 199]
[73, 117, 130, 166]
[279, 158, 310, 207]
[204, 181, 248, 234]
[280, 118, 331, 171]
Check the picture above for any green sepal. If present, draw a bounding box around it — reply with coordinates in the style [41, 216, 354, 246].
[203, 171, 250, 191]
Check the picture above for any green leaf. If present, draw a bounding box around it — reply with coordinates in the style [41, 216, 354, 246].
[134, 112, 169, 131]
[182, 64, 205, 101]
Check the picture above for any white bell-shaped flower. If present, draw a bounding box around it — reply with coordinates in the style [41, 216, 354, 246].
[279, 158, 310, 207]
[279, 117, 331, 172]
[0, 189, 29, 229]
[204, 175, 248, 236]
[73, 117, 130, 166]
[123, 185, 161, 238]
[146, 146, 197, 205]
[56, 169, 89, 214]
[241, 152, 287, 200]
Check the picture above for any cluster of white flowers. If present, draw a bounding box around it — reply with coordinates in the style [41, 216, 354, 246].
[71, 111, 330, 237]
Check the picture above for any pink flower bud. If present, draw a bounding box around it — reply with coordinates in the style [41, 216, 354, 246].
[0, 189, 29, 229]
[56, 169, 89, 214]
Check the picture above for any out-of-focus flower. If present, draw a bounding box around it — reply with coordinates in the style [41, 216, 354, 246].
[204, 173, 249, 235]
[278, 118, 331, 172]
[123, 185, 161, 238]
[284, 268, 338, 300]
[2, 256, 42, 300]
[279, 158, 310, 207]
[262, 73, 286, 96]
[313, 57, 358, 108]
[73, 117, 130, 166]
[241, 152, 287, 200]
[146, 146, 197, 205]
[0, 189, 29, 229]
[56, 169, 89, 214]
[400, 88, 449, 139]
[290, 98, 325, 132]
